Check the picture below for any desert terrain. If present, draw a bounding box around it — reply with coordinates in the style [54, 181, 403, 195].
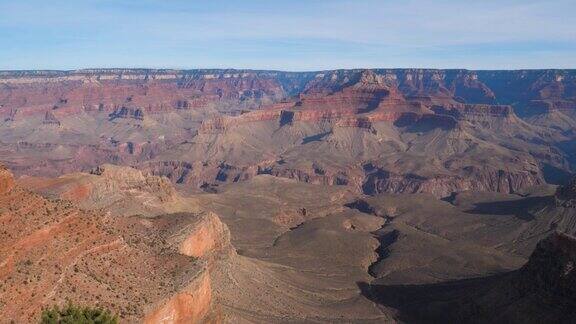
[1, 68, 576, 323]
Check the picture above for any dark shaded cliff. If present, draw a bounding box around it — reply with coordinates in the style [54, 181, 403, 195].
[366, 232, 576, 324]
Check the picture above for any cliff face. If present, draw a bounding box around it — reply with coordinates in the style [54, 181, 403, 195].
[1, 68, 574, 117]
[362, 167, 544, 197]
[176, 212, 234, 259]
[519, 232, 576, 299]
[144, 271, 214, 324]
[195, 70, 453, 133]
[0, 69, 290, 120]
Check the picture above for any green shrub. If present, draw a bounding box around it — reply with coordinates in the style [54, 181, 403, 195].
[40, 303, 118, 324]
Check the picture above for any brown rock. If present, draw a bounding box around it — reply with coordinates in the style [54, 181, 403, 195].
[0, 165, 14, 195]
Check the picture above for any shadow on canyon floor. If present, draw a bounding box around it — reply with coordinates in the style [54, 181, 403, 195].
[356, 274, 507, 324]
[462, 195, 551, 221]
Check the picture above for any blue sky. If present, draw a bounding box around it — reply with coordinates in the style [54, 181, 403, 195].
[0, 0, 574, 70]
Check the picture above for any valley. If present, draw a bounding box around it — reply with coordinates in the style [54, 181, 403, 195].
[1, 68, 576, 323]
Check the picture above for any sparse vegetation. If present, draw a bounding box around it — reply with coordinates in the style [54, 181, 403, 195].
[40, 303, 118, 324]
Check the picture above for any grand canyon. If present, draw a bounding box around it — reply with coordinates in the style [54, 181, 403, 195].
[2, 68, 576, 323]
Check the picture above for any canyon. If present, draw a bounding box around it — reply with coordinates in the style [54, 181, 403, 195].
[1, 68, 575, 197]
[2, 68, 576, 323]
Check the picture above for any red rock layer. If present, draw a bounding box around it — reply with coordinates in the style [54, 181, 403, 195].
[0, 70, 287, 122]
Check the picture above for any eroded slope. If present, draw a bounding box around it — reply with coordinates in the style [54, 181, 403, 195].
[0, 165, 226, 323]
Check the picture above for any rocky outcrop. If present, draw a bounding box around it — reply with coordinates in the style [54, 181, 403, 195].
[19, 162, 236, 254]
[556, 177, 576, 207]
[300, 70, 406, 112]
[257, 164, 357, 187]
[140, 160, 253, 189]
[519, 232, 576, 298]
[87, 164, 177, 203]
[198, 108, 287, 133]
[109, 211, 235, 264]
[18, 164, 193, 218]
[0, 164, 14, 195]
[199, 106, 454, 135]
[431, 103, 514, 120]
[363, 167, 544, 198]
[0, 170, 225, 323]
[108, 106, 145, 121]
[42, 111, 61, 126]
[335, 116, 374, 130]
[141, 150, 543, 198]
[274, 208, 308, 228]
[195, 70, 463, 134]
[168, 211, 234, 259]
[144, 271, 214, 324]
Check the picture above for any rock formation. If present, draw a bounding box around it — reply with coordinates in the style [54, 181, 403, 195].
[520, 232, 576, 298]
[556, 177, 576, 207]
[0, 166, 231, 323]
[42, 111, 61, 126]
[0, 164, 14, 195]
[19, 164, 192, 217]
[108, 107, 145, 121]
[4, 67, 576, 322]
[1, 68, 575, 198]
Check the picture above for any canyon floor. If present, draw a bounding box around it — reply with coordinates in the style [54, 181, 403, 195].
[4, 164, 575, 323]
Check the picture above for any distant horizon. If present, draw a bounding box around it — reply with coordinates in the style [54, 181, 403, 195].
[1, 66, 575, 73]
[1, 0, 574, 71]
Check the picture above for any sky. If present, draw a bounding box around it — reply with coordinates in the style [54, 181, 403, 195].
[0, 0, 574, 71]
